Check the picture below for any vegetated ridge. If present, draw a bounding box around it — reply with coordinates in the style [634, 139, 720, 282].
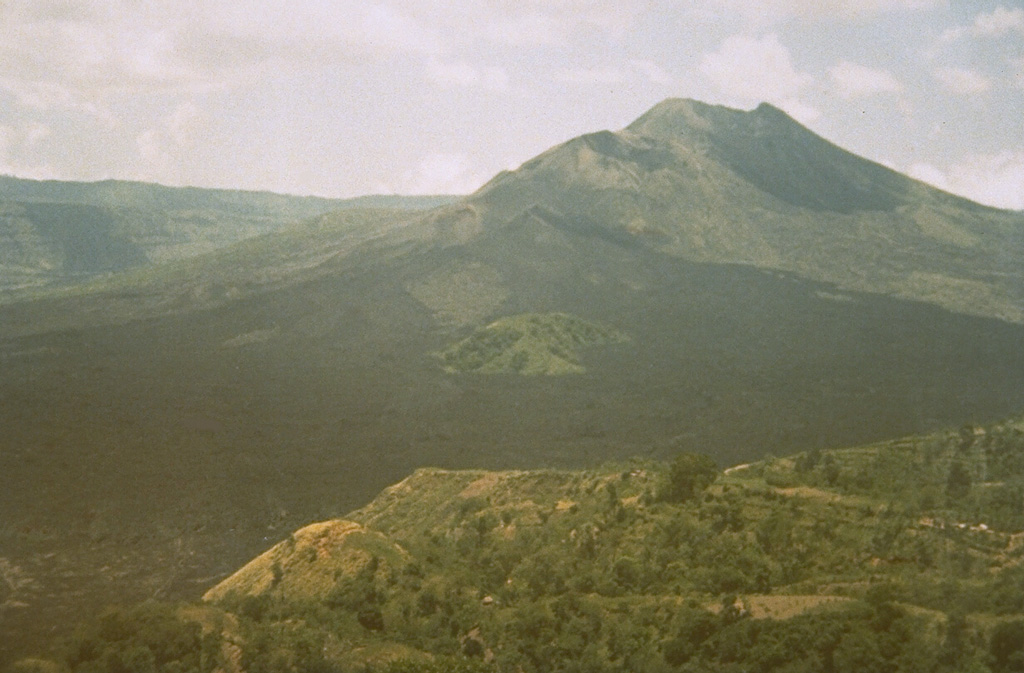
[0, 174, 458, 295]
[24, 415, 1024, 673]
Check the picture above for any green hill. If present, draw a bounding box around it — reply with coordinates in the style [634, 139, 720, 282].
[0, 175, 458, 295]
[24, 415, 1024, 673]
[438, 313, 629, 375]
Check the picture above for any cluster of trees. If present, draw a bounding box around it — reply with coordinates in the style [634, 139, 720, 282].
[42, 594, 1024, 673]
[54, 603, 221, 673]
[777, 421, 1024, 532]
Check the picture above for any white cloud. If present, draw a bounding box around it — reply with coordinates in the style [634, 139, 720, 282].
[397, 153, 489, 195]
[426, 59, 509, 91]
[519, 1, 643, 38]
[194, 2, 443, 62]
[701, 34, 813, 104]
[970, 5, 1024, 37]
[0, 121, 56, 179]
[940, 5, 1024, 43]
[714, 0, 943, 24]
[0, 126, 12, 166]
[356, 4, 442, 55]
[132, 100, 205, 184]
[166, 101, 201, 145]
[829, 61, 902, 99]
[404, 1, 642, 49]
[0, 6, 203, 116]
[24, 122, 51, 146]
[136, 129, 164, 167]
[907, 162, 951, 190]
[555, 67, 629, 85]
[0, 121, 51, 157]
[630, 59, 674, 85]
[937, 26, 966, 43]
[483, 11, 562, 46]
[554, 59, 674, 86]
[0, 1, 449, 117]
[909, 152, 1024, 210]
[700, 35, 820, 123]
[779, 98, 822, 124]
[557, 58, 675, 88]
[933, 66, 992, 94]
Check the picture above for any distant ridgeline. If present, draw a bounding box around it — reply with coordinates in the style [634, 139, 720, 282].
[5, 98, 1024, 321]
[0, 175, 457, 295]
[29, 415, 1024, 673]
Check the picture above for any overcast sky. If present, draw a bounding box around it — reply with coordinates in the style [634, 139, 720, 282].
[1, 1, 1022, 208]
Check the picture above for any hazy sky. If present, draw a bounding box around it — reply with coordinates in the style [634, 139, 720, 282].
[1, 1, 1022, 208]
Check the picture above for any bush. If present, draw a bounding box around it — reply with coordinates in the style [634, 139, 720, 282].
[990, 620, 1024, 672]
[61, 603, 215, 673]
[659, 452, 718, 503]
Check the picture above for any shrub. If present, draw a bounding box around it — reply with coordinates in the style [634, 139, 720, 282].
[659, 453, 718, 503]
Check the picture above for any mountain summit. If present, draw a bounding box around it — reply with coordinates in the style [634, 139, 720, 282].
[467, 99, 1023, 322]
[626, 98, 912, 213]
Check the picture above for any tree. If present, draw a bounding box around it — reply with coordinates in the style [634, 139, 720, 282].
[946, 459, 972, 503]
[660, 452, 718, 503]
[832, 626, 888, 673]
[990, 620, 1024, 672]
[941, 610, 969, 669]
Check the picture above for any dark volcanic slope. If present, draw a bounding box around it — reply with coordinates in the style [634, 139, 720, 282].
[1, 100, 1022, 661]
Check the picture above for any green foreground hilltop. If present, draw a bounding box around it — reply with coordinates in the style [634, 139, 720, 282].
[21, 415, 1024, 673]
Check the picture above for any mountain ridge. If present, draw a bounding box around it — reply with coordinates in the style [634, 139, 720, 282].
[627, 98, 995, 213]
[466, 98, 1024, 322]
[3, 99, 1021, 325]
[0, 174, 458, 213]
[0, 175, 460, 295]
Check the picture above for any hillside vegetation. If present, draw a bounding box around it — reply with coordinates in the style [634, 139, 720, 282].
[23, 415, 1024, 673]
[438, 313, 630, 375]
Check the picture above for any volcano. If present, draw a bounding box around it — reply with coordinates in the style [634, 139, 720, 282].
[0, 99, 1022, 660]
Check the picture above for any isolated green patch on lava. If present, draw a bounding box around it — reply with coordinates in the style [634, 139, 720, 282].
[438, 312, 629, 375]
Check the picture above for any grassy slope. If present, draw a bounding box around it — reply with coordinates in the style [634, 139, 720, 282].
[49, 414, 1022, 673]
